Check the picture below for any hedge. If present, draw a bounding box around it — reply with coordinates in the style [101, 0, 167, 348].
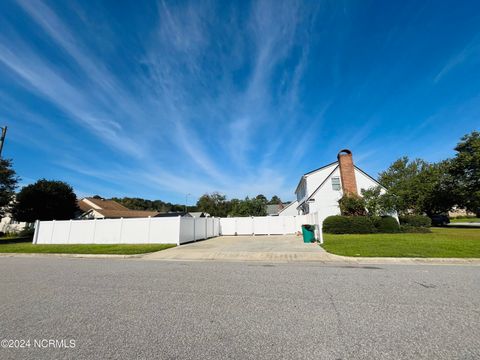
[399, 215, 431, 228]
[376, 216, 400, 233]
[323, 216, 375, 234]
[323, 215, 400, 234]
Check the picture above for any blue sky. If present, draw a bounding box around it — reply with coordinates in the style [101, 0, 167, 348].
[0, 0, 479, 204]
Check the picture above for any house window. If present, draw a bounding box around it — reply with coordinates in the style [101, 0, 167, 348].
[331, 177, 341, 191]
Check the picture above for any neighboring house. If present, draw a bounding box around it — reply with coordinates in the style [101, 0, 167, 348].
[0, 197, 30, 233]
[155, 212, 191, 218]
[188, 212, 210, 218]
[266, 203, 295, 216]
[277, 201, 299, 216]
[0, 213, 28, 233]
[266, 204, 283, 216]
[77, 197, 159, 219]
[295, 149, 394, 218]
[448, 207, 476, 218]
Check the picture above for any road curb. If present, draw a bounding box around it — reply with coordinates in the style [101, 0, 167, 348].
[0, 252, 145, 259]
[1, 251, 479, 265]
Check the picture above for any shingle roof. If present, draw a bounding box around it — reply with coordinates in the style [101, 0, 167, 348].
[92, 209, 159, 218]
[266, 204, 283, 215]
[78, 197, 129, 212]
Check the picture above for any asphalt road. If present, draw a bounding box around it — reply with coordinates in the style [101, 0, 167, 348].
[0, 258, 479, 360]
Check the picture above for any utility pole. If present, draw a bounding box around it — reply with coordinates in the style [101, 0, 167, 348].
[0, 126, 7, 158]
[185, 193, 191, 214]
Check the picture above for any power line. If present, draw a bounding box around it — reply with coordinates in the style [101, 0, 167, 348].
[0, 126, 7, 158]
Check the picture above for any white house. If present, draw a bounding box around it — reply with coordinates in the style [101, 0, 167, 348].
[294, 149, 390, 218]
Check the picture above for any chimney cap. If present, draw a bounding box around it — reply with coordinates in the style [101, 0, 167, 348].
[337, 149, 352, 157]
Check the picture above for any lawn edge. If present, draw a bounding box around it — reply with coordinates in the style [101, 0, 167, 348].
[320, 247, 480, 264]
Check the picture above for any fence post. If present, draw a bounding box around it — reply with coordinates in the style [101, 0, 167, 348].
[33, 220, 40, 244]
[67, 219, 73, 244]
[193, 217, 196, 242]
[50, 220, 56, 244]
[205, 218, 207, 239]
[318, 219, 324, 244]
[147, 216, 152, 243]
[177, 216, 181, 246]
[119, 217, 124, 243]
[92, 218, 97, 244]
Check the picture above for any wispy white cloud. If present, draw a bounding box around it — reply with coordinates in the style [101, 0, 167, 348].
[434, 34, 480, 83]
[0, 0, 320, 201]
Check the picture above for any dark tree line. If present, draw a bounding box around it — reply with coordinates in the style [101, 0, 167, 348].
[110, 197, 191, 213]
[195, 193, 284, 217]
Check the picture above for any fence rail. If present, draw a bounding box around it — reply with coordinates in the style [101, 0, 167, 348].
[33, 213, 322, 245]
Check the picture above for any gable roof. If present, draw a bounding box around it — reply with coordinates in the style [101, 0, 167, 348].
[78, 197, 129, 213]
[277, 200, 297, 214]
[188, 212, 209, 218]
[266, 204, 284, 215]
[296, 164, 385, 209]
[83, 209, 159, 218]
[294, 161, 338, 194]
[297, 165, 339, 209]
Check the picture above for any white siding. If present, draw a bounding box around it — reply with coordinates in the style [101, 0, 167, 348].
[354, 168, 385, 194]
[296, 163, 337, 204]
[308, 167, 343, 218]
[296, 164, 387, 216]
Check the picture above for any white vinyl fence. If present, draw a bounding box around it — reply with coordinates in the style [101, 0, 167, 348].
[33, 213, 323, 245]
[219, 213, 319, 235]
[33, 216, 220, 245]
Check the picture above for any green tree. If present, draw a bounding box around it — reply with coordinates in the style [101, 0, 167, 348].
[449, 131, 480, 216]
[0, 159, 19, 216]
[360, 186, 383, 216]
[379, 157, 455, 216]
[255, 194, 267, 202]
[229, 197, 267, 217]
[338, 194, 366, 216]
[196, 192, 230, 217]
[269, 195, 282, 205]
[13, 179, 78, 222]
[361, 186, 402, 216]
[379, 157, 426, 215]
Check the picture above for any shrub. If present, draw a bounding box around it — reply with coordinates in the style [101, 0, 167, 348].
[399, 215, 431, 227]
[323, 216, 350, 234]
[338, 195, 366, 216]
[349, 216, 376, 233]
[400, 225, 432, 233]
[323, 215, 375, 234]
[19, 227, 35, 238]
[376, 216, 400, 233]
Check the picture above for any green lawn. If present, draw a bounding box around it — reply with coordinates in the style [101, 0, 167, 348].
[322, 228, 480, 258]
[0, 243, 176, 255]
[451, 217, 480, 223]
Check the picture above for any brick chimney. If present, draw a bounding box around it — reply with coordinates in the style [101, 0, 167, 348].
[337, 149, 358, 195]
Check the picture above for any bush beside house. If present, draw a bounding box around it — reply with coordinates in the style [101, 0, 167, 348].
[324, 214, 432, 234]
[324, 216, 386, 234]
[373, 216, 401, 233]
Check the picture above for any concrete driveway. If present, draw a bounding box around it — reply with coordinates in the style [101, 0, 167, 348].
[144, 235, 331, 262]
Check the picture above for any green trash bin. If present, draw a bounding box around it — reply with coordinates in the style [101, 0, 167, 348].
[301, 225, 315, 243]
